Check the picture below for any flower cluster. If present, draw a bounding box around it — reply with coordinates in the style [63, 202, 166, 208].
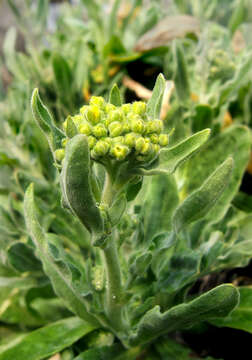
[55, 96, 169, 163]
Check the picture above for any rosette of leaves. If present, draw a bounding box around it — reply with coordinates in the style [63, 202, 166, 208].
[3, 74, 251, 359]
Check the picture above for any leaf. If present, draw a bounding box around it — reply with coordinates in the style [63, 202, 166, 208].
[228, 0, 245, 34]
[61, 135, 104, 242]
[109, 84, 122, 106]
[36, 0, 49, 27]
[24, 184, 99, 325]
[31, 88, 65, 153]
[211, 286, 252, 334]
[192, 105, 213, 133]
[158, 129, 210, 173]
[181, 126, 251, 222]
[108, 194, 127, 226]
[147, 73, 166, 119]
[129, 284, 239, 346]
[74, 344, 141, 360]
[108, 0, 122, 39]
[143, 174, 179, 242]
[232, 192, 252, 213]
[65, 116, 78, 138]
[0, 317, 96, 360]
[173, 41, 190, 103]
[173, 158, 233, 233]
[7, 242, 42, 273]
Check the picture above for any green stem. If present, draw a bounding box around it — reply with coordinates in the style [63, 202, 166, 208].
[103, 235, 125, 331]
[101, 171, 126, 331]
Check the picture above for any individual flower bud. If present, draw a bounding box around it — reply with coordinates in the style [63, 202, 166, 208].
[130, 116, 145, 134]
[146, 119, 163, 134]
[61, 138, 69, 147]
[88, 136, 96, 149]
[92, 140, 110, 157]
[54, 148, 65, 162]
[124, 132, 138, 147]
[132, 101, 146, 115]
[90, 96, 105, 109]
[72, 115, 84, 127]
[111, 136, 124, 145]
[122, 120, 131, 134]
[158, 134, 169, 147]
[140, 140, 152, 155]
[86, 105, 101, 125]
[153, 144, 160, 154]
[103, 137, 112, 146]
[63, 119, 67, 130]
[92, 123, 107, 138]
[108, 121, 123, 137]
[108, 109, 124, 123]
[80, 105, 88, 115]
[135, 137, 145, 153]
[150, 134, 159, 144]
[110, 144, 130, 161]
[121, 104, 132, 115]
[104, 104, 116, 115]
[79, 122, 92, 136]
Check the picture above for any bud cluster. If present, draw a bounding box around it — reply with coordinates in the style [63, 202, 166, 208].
[55, 96, 169, 163]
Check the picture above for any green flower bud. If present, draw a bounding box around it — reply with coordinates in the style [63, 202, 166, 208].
[88, 136, 96, 149]
[105, 103, 116, 113]
[146, 119, 163, 134]
[111, 136, 124, 145]
[109, 121, 123, 137]
[54, 148, 65, 162]
[79, 122, 92, 136]
[158, 134, 169, 146]
[90, 96, 105, 109]
[150, 134, 159, 144]
[135, 137, 145, 153]
[92, 140, 110, 157]
[121, 103, 132, 115]
[132, 101, 146, 115]
[140, 140, 152, 155]
[153, 144, 160, 154]
[86, 105, 101, 125]
[108, 109, 124, 124]
[122, 120, 131, 134]
[124, 132, 138, 147]
[80, 105, 88, 115]
[72, 115, 84, 128]
[92, 123, 107, 138]
[110, 144, 130, 161]
[63, 120, 67, 130]
[130, 116, 145, 134]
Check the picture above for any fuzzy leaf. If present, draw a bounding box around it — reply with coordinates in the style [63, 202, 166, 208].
[61, 135, 104, 243]
[108, 194, 127, 226]
[158, 129, 210, 173]
[147, 73, 166, 119]
[7, 242, 42, 273]
[31, 88, 64, 152]
[173, 41, 190, 103]
[173, 158, 233, 233]
[211, 286, 252, 334]
[109, 84, 122, 106]
[0, 317, 96, 360]
[129, 284, 239, 346]
[24, 184, 99, 325]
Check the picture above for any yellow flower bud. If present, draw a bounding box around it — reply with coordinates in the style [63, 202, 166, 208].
[146, 119, 163, 134]
[79, 122, 92, 136]
[90, 96, 105, 109]
[80, 105, 88, 115]
[121, 104, 132, 115]
[72, 115, 84, 127]
[86, 105, 101, 125]
[54, 148, 65, 162]
[158, 134, 169, 147]
[88, 136, 96, 149]
[150, 134, 159, 144]
[105, 103, 116, 113]
[92, 140, 110, 157]
[108, 122, 123, 137]
[132, 101, 146, 116]
[110, 144, 130, 161]
[135, 137, 145, 153]
[92, 123, 107, 138]
[124, 133, 138, 147]
[130, 116, 145, 134]
[61, 138, 69, 148]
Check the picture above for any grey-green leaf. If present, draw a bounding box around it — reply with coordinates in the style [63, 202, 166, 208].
[0, 317, 96, 360]
[173, 157, 233, 233]
[24, 184, 99, 325]
[159, 128, 210, 173]
[109, 84, 122, 107]
[31, 88, 64, 152]
[129, 284, 239, 346]
[61, 135, 104, 241]
[147, 73, 166, 119]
